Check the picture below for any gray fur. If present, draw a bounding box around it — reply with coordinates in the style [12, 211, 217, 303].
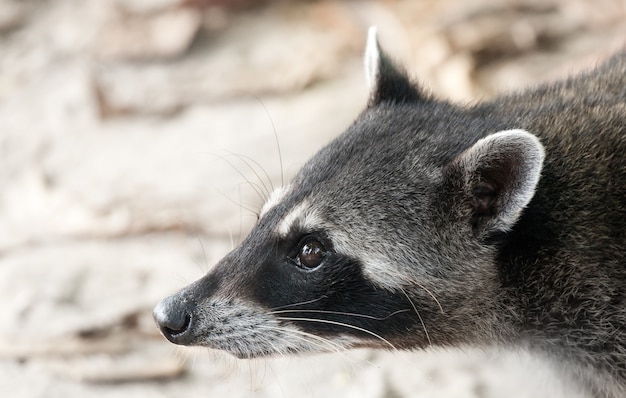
[154, 31, 626, 397]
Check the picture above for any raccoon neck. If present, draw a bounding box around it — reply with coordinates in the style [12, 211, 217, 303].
[492, 210, 625, 395]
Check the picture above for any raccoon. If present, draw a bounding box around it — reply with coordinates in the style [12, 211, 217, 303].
[154, 28, 626, 397]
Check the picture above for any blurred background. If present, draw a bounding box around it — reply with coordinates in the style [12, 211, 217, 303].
[1, 0, 624, 397]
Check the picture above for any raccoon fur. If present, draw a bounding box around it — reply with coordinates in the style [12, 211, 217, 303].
[154, 28, 626, 397]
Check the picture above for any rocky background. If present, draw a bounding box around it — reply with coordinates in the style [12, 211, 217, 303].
[1, 0, 624, 397]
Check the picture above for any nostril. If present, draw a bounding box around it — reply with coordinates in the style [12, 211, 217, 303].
[153, 295, 194, 344]
[163, 313, 191, 337]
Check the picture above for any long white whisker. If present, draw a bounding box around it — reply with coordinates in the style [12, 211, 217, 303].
[257, 325, 370, 387]
[251, 95, 284, 187]
[259, 325, 369, 376]
[212, 184, 259, 217]
[400, 286, 432, 347]
[190, 348, 198, 371]
[260, 325, 345, 355]
[213, 153, 268, 203]
[194, 232, 209, 274]
[238, 185, 245, 246]
[406, 276, 444, 314]
[270, 296, 327, 311]
[268, 308, 411, 321]
[263, 335, 286, 357]
[276, 317, 398, 351]
[227, 225, 235, 250]
[224, 151, 274, 196]
[172, 346, 190, 368]
[265, 362, 287, 398]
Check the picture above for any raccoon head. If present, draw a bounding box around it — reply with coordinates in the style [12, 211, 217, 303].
[153, 27, 545, 358]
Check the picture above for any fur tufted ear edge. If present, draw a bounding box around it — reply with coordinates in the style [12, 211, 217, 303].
[445, 129, 545, 235]
[363, 26, 423, 106]
[364, 26, 381, 91]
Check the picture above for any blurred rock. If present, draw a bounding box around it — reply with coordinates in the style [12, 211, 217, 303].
[1, 1, 626, 397]
[92, 2, 364, 117]
[45, 352, 186, 383]
[0, 235, 227, 339]
[116, 0, 185, 14]
[96, 7, 202, 61]
[395, 0, 626, 101]
[442, 3, 570, 57]
[182, 0, 269, 10]
[0, 0, 28, 33]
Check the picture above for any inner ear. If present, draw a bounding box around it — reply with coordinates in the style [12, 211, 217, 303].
[445, 129, 545, 236]
[470, 181, 498, 230]
[364, 26, 424, 106]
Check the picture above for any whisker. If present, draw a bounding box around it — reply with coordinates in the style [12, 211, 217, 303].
[265, 362, 287, 398]
[237, 182, 263, 218]
[173, 346, 190, 368]
[268, 308, 411, 321]
[247, 359, 254, 395]
[238, 185, 244, 247]
[173, 273, 191, 286]
[212, 153, 268, 203]
[189, 347, 199, 371]
[208, 349, 238, 378]
[223, 151, 274, 196]
[405, 276, 444, 314]
[270, 296, 327, 311]
[259, 325, 368, 375]
[251, 95, 284, 187]
[227, 225, 235, 250]
[171, 214, 206, 276]
[211, 184, 260, 218]
[194, 232, 209, 274]
[264, 326, 377, 386]
[260, 325, 342, 354]
[400, 287, 432, 347]
[276, 316, 398, 351]
[238, 185, 245, 246]
[262, 337, 285, 358]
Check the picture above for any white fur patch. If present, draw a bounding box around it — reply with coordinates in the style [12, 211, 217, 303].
[276, 200, 323, 237]
[359, 258, 406, 291]
[260, 185, 290, 217]
[329, 230, 408, 291]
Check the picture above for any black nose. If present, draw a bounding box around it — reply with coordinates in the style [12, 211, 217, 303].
[153, 295, 193, 345]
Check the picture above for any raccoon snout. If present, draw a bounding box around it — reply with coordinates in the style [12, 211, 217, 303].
[153, 295, 194, 345]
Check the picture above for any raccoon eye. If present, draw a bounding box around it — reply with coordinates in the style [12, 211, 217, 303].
[296, 238, 326, 269]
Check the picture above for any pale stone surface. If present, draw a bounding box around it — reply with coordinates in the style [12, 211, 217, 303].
[96, 8, 202, 61]
[0, 0, 28, 33]
[1, 0, 624, 397]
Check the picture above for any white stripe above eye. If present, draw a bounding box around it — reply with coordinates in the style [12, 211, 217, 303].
[276, 200, 323, 237]
[260, 185, 290, 217]
[328, 230, 407, 291]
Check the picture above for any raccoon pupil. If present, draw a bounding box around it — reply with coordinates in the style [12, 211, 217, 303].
[298, 239, 325, 269]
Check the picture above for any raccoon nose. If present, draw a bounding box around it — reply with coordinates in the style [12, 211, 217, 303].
[153, 295, 193, 345]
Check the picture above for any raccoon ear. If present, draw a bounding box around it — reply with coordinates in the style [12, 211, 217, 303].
[364, 27, 422, 106]
[444, 129, 545, 235]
